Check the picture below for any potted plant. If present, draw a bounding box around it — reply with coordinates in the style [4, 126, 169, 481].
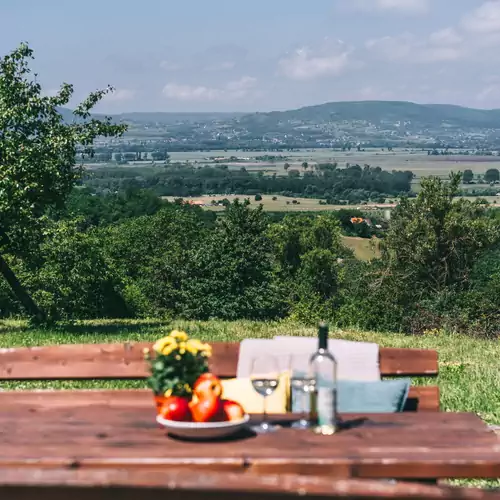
[144, 330, 212, 413]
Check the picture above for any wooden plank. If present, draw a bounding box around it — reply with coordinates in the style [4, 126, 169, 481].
[0, 342, 438, 380]
[0, 468, 498, 500]
[0, 393, 495, 480]
[0, 385, 440, 413]
[405, 386, 440, 412]
[380, 348, 438, 377]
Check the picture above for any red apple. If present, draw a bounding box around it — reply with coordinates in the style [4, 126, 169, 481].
[190, 395, 225, 423]
[193, 373, 223, 400]
[160, 396, 192, 422]
[222, 400, 245, 422]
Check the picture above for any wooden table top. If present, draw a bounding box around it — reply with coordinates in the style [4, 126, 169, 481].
[0, 390, 498, 480]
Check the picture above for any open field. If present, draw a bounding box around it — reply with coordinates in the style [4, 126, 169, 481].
[1, 318, 498, 488]
[88, 149, 500, 179]
[342, 236, 381, 260]
[164, 149, 500, 178]
[162, 194, 395, 212]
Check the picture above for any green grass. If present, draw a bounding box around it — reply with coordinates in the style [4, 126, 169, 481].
[1, 318, 498, 489]
[1, 318, 498, 423]
[342, 236, 381, 261]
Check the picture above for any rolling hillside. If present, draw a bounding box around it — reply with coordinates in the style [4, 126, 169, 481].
[236, 100, 500, 130]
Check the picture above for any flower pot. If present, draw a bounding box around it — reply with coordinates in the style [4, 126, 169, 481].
[154, 395, 166, 414]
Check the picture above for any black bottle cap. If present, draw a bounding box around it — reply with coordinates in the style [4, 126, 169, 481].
[318, 322, 328, 350]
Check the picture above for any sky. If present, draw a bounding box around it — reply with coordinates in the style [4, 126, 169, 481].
[2, 0, 500, 113]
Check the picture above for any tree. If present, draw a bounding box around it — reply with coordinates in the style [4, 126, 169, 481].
[183, 200, 283, 319]
[381, 173, 500, 294]
[485, 168, 500, 184]
[284, 162, 290, 171]
[0, 43, 126, 321]
[462, 169, 474, 184]
[302, 161, 308, 170]
[254, 194, 263, 201]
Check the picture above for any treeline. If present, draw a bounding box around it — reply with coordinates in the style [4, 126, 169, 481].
[2, 175, 500, 337]
[84, 163, 413, 203]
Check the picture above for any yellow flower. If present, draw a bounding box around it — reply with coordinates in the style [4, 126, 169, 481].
[164, 389, 173, 397]
[185, 339, 200, 355]
[161, 342, 178, 356]
[184, 384, 192, 393]
[153, 336, 175, 354]
[170, 330, 188, 342]
[179, 342, 186, 355]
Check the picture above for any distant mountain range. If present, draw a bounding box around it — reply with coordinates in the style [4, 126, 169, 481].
[58, 100, 500, 132]
[57, 108, 243, 125]
[236, 101, 500, 130]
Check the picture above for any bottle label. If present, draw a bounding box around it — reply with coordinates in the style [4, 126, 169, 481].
[317, 387, 334, 427]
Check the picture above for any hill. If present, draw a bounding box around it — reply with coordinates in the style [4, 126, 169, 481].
[236, 100, 500, 130]
[56, 108, 243, 125]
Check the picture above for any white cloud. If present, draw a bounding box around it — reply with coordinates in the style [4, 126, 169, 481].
[365, 34, 414, 61]
[162, 76, 257, 102]
[347, 0, 429, 15]
[429, 27, 462, 45]
[103, 89, 136, 101]
[278, 41, 352, 81]
[462, 1, 500, 34]
[476, 84, 500, 102]
[366, 31, 463, 63]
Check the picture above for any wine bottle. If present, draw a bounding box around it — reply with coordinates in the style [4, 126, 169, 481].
[309, 322, 338, 435]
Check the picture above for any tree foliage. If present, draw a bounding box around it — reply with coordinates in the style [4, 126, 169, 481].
[381, 174, 499, 295]
[0, 43, 126, 319]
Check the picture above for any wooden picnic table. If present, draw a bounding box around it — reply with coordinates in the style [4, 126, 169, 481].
[0, 389, 499, 481]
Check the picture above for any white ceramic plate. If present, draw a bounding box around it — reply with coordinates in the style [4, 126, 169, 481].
[156, 414, 251, 440]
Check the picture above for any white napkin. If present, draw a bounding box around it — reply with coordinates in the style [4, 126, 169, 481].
[273, 336, 380, 381]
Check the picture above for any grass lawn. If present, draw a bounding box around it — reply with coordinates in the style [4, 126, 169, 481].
[1, 318, 498, 422]
[341, 236, 381, 261]
[1, 318, 498, 488]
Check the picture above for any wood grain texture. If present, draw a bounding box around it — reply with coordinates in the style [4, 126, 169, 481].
[0, 342, 440, 411]
[0, 342, 438, 379]
[0, 391, 495, 480]
[0, 468, 498, 500]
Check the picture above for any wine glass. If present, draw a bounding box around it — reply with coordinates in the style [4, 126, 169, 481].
[289, 354, 315, 429]
[250, 355, 280, 434]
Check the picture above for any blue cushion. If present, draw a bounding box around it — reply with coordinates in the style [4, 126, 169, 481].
[290, 378, 411, 414]
[337, 379, 411, 413]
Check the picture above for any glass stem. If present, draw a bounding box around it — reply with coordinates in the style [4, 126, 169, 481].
[263, 395, 268, 426]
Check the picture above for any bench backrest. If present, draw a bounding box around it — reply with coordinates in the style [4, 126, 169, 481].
[0, 469, 494, 500]
[0, 341, 439, 411]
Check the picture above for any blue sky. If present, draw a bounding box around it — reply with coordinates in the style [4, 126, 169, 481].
[1, 0, 500, 112]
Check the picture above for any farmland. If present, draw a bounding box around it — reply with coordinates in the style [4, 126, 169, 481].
[88, 148, 500, 198]
[162, 194, 395, 212]
[164, 149, 500, 178]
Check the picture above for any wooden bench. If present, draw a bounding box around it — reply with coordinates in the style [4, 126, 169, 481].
[0, 341, 439, 411]
[0, 468, 497, 500]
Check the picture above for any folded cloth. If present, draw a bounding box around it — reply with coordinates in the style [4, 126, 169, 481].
[273, 336, 380, 381]
[236, 339, 291, 379]
[221, 371, 290, 414]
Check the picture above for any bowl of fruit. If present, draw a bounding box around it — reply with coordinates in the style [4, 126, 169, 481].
[156, 373, 249, 440]
[145, 330, 248, 440]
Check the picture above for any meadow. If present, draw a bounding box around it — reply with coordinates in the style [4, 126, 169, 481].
[164, 149, 500, 179]
[163, 194, 394, 212]
[1, 318, 498, 426]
